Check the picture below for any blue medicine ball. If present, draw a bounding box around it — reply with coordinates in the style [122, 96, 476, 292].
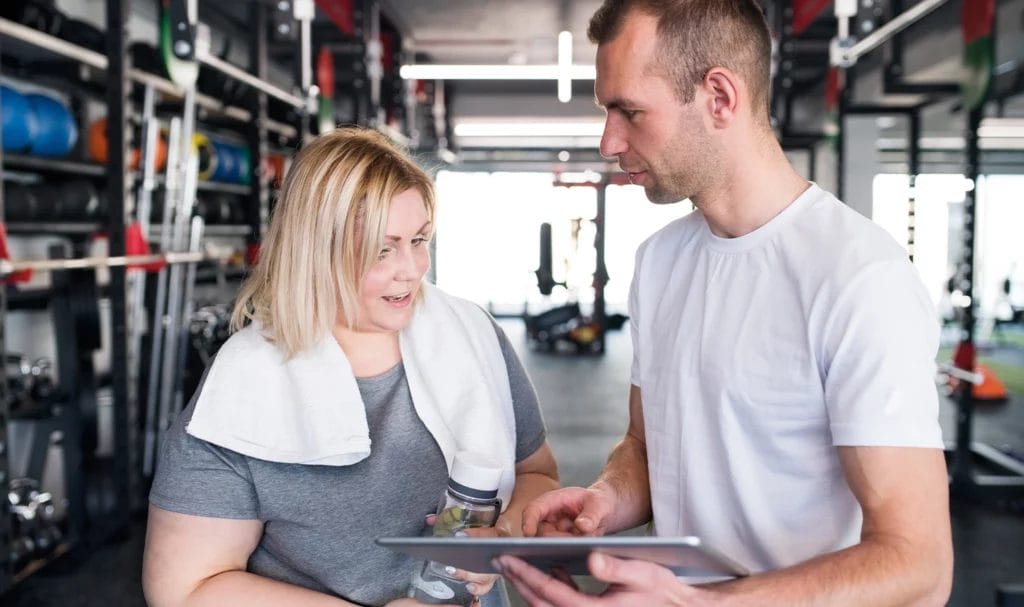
[1, 85, 36, 152]
[210, 140, 237, 183]
[26, 93, 77, 157]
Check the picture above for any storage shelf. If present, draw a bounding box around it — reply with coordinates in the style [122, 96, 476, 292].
[0, 17, 299, 139]
[3, 155, 107, 178]
[5, 221, 103, 235]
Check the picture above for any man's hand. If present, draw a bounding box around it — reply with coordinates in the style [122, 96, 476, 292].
[497, 552, 706, 606]
[521, 485, 618, 537]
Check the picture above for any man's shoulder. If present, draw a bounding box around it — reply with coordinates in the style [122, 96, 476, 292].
[636, 209, 703, 260]
[795, 187, 910, 271]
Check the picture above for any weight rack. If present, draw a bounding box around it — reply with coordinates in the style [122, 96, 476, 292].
[0, 0, 312, 594]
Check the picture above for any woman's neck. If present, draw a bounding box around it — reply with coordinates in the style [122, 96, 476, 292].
[332, 325, 402, 378]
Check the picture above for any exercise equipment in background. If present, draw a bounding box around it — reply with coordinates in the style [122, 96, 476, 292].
[0, 85, 77, 157]
[4, 180, 107, 222]
[87, 117, 168, 171]
[1, 85, 37, 152]
[525, 216, 625, 354]
[25, 93, 78, 157]
[192, 133, 252, 184]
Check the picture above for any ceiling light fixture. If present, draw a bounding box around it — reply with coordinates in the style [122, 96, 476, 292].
[558, 30, 573, 103]
[978, 118, 1024, 139]
[398, 63, 596, 81]
[453, 120, 605, 138]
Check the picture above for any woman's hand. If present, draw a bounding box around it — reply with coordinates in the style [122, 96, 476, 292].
[422, 515, 506, 600]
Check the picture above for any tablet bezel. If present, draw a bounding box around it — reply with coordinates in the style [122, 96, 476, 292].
[376, 535, 749, 578]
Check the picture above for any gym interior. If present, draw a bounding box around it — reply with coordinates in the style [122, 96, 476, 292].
[0, 0, 1022, 605]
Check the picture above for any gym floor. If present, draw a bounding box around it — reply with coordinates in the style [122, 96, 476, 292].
[3, 321, 1023, 606]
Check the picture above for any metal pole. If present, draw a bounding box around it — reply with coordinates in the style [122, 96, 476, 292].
[907, 111, 920, 262]
[0, 28, 12, 597]
[144, 118, 182, 475]
[594, 182, 608, 354]
[0, 252, 206, 275]
[833, 0, 950, 66]
[198, 51, 305, 108]
[107, 0, 133, 530]
[952, 106, 983, 489]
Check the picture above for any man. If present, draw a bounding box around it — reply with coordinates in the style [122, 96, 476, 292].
[496, 1, 953, 605]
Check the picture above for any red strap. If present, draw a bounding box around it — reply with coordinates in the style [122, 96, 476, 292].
[126, 222, 165, 272]
[314, 0, 355, 36]
[0, 223, 32, 284]
[246, 242, 261, 267]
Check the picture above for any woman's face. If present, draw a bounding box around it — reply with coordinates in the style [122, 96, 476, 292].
[353, 188, 432, 334]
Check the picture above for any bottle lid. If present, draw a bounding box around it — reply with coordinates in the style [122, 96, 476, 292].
[449, 451, 502, 501]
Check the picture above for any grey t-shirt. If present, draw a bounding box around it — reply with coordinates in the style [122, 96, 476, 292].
[150, 324, 545, 607]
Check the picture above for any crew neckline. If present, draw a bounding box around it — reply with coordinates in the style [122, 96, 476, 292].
[701, 182, 820, 253]
[354, 360, 404, 383]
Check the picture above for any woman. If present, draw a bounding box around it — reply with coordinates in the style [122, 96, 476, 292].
[142, 127, 559, 606]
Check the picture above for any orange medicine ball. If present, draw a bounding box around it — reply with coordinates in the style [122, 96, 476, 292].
[88, 117, 167, 171]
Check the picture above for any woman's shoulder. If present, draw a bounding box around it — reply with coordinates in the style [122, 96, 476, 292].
[216, 323, 284, 367]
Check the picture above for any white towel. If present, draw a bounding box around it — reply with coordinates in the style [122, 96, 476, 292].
[186, 283, 517, 508]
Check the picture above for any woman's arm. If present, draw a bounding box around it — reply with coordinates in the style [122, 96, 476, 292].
[494, 441, 560, 537]
[143, 505, 353, 607]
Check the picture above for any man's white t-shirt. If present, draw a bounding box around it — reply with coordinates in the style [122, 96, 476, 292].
[629, 184, 943, 573]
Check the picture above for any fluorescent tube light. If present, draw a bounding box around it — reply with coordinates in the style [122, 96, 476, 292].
[978, 118, 1024, 139]
[453, 120, 605, 137]
[398, 64, 596, 81]
[558, 31, 573, 102]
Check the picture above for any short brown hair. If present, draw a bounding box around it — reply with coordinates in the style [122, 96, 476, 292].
[231, 127, 436, 357]
[588, 0, 772, 121]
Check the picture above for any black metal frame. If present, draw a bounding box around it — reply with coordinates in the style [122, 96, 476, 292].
[0, 30, 11, 597]
[948, 106, 1024, 501]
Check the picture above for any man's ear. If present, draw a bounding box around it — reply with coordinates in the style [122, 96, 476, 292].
[702, 67, 741, 129]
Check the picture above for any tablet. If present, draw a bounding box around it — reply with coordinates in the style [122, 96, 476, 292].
[376, 536, 748, 578]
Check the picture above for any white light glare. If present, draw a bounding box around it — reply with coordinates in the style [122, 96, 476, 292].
[558, 31, 573, 103]
[454, 121, 605, 138]
[398, 64, 596, 81]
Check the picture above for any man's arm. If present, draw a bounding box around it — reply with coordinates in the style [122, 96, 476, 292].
[587, 384, 652, 532]
[502, 445, 952, 607]
[494, 441, 560, 536]
[705, 445, 953, 606]
[521, 385, 651, 537]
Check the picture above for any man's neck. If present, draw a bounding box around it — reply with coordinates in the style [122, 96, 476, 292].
[694, 140, 809, 239]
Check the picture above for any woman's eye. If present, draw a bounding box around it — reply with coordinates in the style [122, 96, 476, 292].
[377, 248, 393, 260]
[412, 237, 427, 247]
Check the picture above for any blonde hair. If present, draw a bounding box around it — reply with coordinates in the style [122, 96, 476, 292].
[230, 127, 436, 357]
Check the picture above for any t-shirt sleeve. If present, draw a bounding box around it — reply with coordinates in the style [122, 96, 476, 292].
[822, 259, 944, 448]
[628, 245, 643, 389]
[149, 396, 260, 519]
[491, 320, 547, 462]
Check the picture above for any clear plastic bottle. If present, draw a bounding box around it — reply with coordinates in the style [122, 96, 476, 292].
[408, 451, 503, 606]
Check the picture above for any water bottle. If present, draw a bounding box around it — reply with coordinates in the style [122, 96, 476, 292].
[409, 451, 503, 606]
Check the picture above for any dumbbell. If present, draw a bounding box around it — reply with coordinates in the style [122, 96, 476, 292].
[4, 183, 39, 221]
[27, 181, 105, 221]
